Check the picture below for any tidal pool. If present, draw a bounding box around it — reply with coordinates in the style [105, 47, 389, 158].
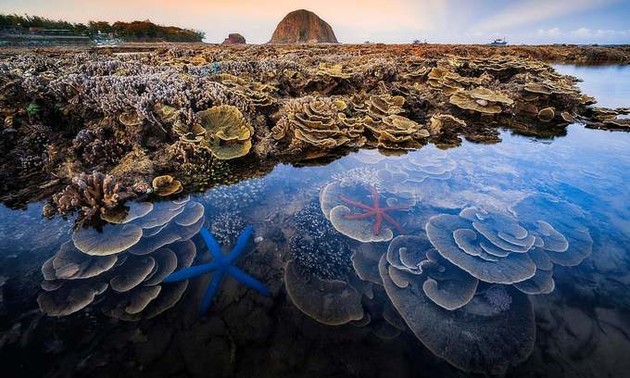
[0, 66, 629, 377]
[554, 64, 630, 108]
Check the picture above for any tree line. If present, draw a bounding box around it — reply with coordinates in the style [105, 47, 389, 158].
[0, 14, 205, 42]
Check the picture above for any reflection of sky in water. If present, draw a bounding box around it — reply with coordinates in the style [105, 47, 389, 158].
[1, 67, 630, 376]
[0, 202, 71, 256]
[553, 64, 630, 108]
[209, 123, 629, 375]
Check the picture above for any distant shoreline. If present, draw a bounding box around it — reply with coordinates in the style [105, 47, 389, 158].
[2, 43, 628, 64]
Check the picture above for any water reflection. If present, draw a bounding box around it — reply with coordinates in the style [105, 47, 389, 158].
[274, 125, 628, 375]
[1, 124, 629, 376]
[553, 64, 630, 108]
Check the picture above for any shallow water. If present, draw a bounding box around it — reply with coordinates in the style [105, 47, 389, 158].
[553, 64, 630, 108]
[1, 66, 629, 377]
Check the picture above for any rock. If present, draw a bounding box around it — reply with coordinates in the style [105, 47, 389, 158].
[222, 33, 246, 45]
[269, 9, 338, 44]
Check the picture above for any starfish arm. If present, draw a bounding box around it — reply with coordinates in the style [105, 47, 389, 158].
[369, 186, 381, 209]
[342, 211, 376, 220]
[199, 270, 226, 315]
[339, 195, 376, 211]
[163, 262, 219, 282]
[227, 266, 272, 297]
[200, 228, 224, 260]
[382, 212, 405, 233]
[226, 226, 255, 264]
[373, 212, 383, 235]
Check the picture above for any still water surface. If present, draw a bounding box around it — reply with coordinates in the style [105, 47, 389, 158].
[554, 64, 630, 108]
[0, 65, 629, 377]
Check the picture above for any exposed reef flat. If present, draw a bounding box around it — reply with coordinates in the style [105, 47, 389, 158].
[0, 43, 628, 210]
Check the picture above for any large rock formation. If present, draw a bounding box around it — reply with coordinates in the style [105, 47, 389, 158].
[222, 33, 246, 45]
[270, 9, 338, 44]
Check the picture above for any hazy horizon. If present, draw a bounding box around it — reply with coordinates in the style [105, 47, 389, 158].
[1, 0, 629, 45]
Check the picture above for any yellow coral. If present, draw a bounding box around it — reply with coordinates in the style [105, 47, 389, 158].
[152, 175, 183, 196]
[196, 105, 254, 160]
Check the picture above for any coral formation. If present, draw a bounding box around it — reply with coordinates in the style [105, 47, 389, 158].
[284, 201, 365, 325]
[289, 202, 352, 280]
[379, 254, 536, 375]
[196, 105, 254, 160]
[385, 235, 479, 310]
[208, 210, 246, 247]
[425, 200, 592, 294]
[320, 181, 412, 243]
[38, 197, 204, 320]
[152, 175, 183, 197]
[0, 44, 626, 206]
[52, 172, 135, 223]
[284, 260, 363, 326]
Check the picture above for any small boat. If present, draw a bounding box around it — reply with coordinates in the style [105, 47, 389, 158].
[489, 38, 507, 46]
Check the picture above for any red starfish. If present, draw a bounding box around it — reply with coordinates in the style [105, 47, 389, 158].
[339, 185, 408, 235]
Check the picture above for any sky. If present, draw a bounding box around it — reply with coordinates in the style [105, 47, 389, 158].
[1, 0, 629, 44]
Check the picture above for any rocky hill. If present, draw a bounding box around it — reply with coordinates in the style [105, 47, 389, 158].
[269, 9, 338, 44]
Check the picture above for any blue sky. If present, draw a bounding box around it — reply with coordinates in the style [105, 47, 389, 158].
[1, 0, 628, 44]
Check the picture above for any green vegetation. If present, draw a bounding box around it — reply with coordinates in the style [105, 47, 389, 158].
[25, 102, 40, 117]
[0, 14, 205, 42]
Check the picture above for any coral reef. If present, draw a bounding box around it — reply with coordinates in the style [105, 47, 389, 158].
[151, 175, 183, 197]
[385, 235, 479, 310]
[379, 254, 536, 375]
[196, 105, 254, 160]
[425, 199, 592, 294]
[208, 210, 246, 247]
[0, 44, 626, 206]
[52, 172, 135, 223]
[289, 202, 352, 281]
[38, 197, 204, 320]
[320, 180, 414, 242]
[284, 201, 365, 326]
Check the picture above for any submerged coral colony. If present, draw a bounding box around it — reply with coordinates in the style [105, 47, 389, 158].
[1, 15, 627, 375]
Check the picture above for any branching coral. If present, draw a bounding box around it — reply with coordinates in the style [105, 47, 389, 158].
[52, 172, 135, 221]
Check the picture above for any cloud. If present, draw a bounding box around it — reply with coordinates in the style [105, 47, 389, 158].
[526, 26, 630, 44]
[537, 27, 562, 37]
[571, 27, 592, 38]
[473, 0, 622, 32]
[571, 27, 630, 37]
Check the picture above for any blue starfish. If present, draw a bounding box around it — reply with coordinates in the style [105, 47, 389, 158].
[163, 226, 271, 315]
